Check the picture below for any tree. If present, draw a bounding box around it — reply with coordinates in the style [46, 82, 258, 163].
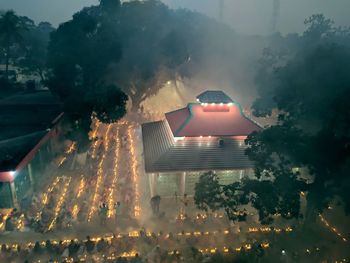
[303, 14, 334, 41]
[18, 21, 55, 82]
[194, 171, 249, 222]
[247, 22, 350, 222]
[194, 15, 350, 225]
[47, 4, 127, 150]
[0, 11, 26, 80]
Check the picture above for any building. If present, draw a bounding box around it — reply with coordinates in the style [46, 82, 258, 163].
[141, 90, 262, 197]
[0, 90, 64, 208]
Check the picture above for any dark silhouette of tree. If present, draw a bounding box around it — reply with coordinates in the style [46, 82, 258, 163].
[195, 14, 350, 225]
[0, 11, 26, 80]
[47, 3, 127, 150]
[18, 20, 55, 82]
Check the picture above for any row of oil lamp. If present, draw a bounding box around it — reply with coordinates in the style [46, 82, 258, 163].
[107, 127, 121, 218]
[88, 124, 112, 222]
[127, 125, 141, 218]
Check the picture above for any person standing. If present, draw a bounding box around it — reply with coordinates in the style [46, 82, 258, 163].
[150, 195, 161, 215]
[99, 203, 108, 225]
[181, 193, 189, 215]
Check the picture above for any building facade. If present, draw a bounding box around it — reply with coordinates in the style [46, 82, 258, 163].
[0, 91, 64, 208]
[141, 90, 262, 197]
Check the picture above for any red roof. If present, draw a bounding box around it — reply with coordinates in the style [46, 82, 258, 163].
[165, 103, 261, 137]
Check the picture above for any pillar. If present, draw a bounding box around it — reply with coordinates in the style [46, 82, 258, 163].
[148, 173, 157, 198]
[179, 172, 186, 196]
[27, 164, 34, 187]
[10, 182, 19, 209]
[239, 170, 244, 180]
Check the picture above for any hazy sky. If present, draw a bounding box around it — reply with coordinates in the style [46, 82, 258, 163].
[1, 0, 349, 35]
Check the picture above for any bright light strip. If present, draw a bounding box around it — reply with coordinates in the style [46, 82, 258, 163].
[77, 177, 85, 198]
[35, 176, 62, 220]
[88, 124, 112, 222]
[0, 211, 11, 229]
[127, 125, 141, 217]
[107, 127, 120, 218]
[65, 142, 77, 154]
[58, 157, 66, 167]
[319, 214, 347, 242]
[91, 121, 101, 159]
[48, 176, 72, 230]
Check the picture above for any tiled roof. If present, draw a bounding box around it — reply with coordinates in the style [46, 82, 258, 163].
[165, 103, 262, 137]
[142, 120, 253, 173]
[196, 90, 233, 104]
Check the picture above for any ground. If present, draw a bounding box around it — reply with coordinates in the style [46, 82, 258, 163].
[0, 112, 349, 262]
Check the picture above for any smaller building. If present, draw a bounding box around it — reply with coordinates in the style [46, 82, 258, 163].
[142, 90, 262, 197]
[0, 91, 64, 208]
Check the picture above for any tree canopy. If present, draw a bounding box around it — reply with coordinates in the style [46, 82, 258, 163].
[0, 11, 26, 80]
[195, 14, 350, 225]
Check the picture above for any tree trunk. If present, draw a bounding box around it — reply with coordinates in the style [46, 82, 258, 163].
[38, 68, 45, 83]
[173, 77, 186, 104]
[130, 93, 146, 113]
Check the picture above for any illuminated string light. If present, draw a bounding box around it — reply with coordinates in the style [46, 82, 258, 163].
[0, 211, 11, 229]
[35, 176, 62, 220]
[16, 214, 25, 230]
[48, 176, 72, 231]
[57, 157, 66, 167]
[319, 214, 347, 242]
[65, 142, 77, 154]
[72, 204, 79, 220]
[91, 121, 101, 159]
[107, 127, 120, 218]
[127, 124, 141, 217]
[77, 177, 85, 198]
[88, 124, 112, 222]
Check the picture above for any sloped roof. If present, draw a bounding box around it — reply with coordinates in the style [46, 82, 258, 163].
[0, 131, 48, 172]
[142, 120, 253, 173]
[165, 103, 262, 137]
[196, 90, 233, 104]
[0, 90, 63, 174]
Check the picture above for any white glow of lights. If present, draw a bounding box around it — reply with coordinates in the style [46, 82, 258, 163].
[174, 137, 185, 142]
[197, 99, 200, 102]
[211, 103, 215, 106]
[10, 171, 16, 176]
[228, 103, 233, 106]
[220, 103, 223, 106]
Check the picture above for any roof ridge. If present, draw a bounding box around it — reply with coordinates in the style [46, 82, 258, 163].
[174, 103, 196, 136]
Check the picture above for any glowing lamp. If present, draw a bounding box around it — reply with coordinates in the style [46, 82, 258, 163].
[10, 171, 16, 177]
[228, 102, 233, 106]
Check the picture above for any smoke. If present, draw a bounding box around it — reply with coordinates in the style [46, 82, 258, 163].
[219, 0, 224, 21]
[272, 0, 280, 33]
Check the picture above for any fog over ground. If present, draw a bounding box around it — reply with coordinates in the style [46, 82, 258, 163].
[1, 0, 349, 35]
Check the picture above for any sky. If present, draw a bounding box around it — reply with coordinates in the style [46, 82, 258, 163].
[1, 0, 350, 35]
